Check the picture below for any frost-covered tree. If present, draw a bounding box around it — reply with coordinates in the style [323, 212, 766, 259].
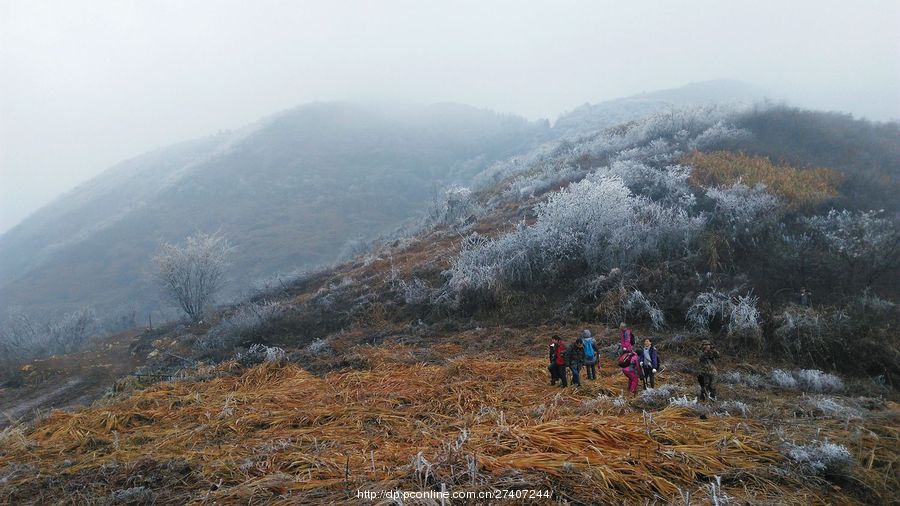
[153, 232, 231, 322]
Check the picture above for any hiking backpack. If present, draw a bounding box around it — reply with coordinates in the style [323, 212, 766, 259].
[583, 338, 595, 360]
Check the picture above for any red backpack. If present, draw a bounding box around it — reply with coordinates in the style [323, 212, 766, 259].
[617, 351, 634, 368]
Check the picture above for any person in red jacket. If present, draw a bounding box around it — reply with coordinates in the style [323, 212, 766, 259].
[618, 347, 640, 395]
[548, 335, 568, 387]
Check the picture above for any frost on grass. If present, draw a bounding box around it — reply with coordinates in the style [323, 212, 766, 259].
[635, 384, 677, 409]
[784, 440, 853, 475]
[771, 369, 843, 393]
[796, 369, 844, 393]
[669, 395, 700, 409]
[770, 369, 798, 390]
[210, 301, 283, 341]
[803, 396, 863, 420]
[721, 371, 766, 389]
[719, 400, 751, 418]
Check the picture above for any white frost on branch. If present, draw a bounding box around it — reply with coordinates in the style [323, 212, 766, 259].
[153, 232, 231, 322]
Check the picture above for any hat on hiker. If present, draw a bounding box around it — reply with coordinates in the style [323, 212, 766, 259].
[619, 322, 627, 329]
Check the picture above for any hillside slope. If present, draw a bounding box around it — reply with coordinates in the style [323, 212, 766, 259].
[1, 103, 898, 504]
[0, 80, 784, 321]
[0, 103, 549, 314]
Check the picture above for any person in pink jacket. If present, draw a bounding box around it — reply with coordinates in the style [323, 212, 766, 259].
[619, 322, 635, 352]
[618, 347, 641, 395]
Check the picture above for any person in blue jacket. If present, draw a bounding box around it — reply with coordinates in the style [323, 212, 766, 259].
[638, 338, 660, 389]
[580, 329, 598, 380]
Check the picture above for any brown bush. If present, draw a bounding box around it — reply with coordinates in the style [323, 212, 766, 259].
[684, 151, 843, 210]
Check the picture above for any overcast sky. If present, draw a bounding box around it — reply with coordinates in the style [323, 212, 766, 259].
[1, 0, 898, 234]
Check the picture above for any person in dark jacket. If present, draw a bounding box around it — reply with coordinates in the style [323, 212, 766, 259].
[697, 340, 720, 400]
[798, 287, 812, 307]
[566, 338, 585, 387]
[638, 338, 660, 389]
[548, 335, 568, 387]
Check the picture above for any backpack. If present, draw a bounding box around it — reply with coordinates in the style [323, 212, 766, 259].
[583, 338, 595, 360]
[617, 352, 633, 368]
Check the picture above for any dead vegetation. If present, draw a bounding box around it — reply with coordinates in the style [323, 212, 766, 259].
[1, 334, 897, 505]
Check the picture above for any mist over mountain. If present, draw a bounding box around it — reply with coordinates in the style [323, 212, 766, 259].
[553, 80, 773, 137]
[1, 79, 890, 320]
[0, 102, 549, 315]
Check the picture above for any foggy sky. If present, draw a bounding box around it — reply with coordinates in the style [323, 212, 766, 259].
[2, 0, 898, 234]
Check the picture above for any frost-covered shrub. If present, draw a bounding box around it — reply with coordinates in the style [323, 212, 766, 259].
[307, 338, 330, 355]
[474, 103, 751, 204]
[705, 183, 781, 242]
[687, 291, 730, 333]
[210, 301, 283, 342]
[447, 176, 703, 296]
[770, 369, 844, 393]
[398, 277, 435, 305]
[593, 284, 665, 329]
[0, 307, 99, 367]
[237, 344, 286, 366]
[687, 290, 761, 340]
[721, 371, 765, 389]
[773, 305, 833, 360]
[784, 440, 853, 475]
[726, 293, 762, 338]
[795, 369, 844, 393]
[688, 121, 753, 150]
[804, 209, 900, 289]
[770, 369, 798, 389]
[607, 161, 695, 208]
[625, 289, 666, 329]
[427, 186, 481, 227]
[803, 396, 862, 420]
[806, 209, 898, 263]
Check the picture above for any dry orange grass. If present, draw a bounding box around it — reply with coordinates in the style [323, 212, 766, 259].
[684, 151, 843, 209]
[4, 346, 880, 505]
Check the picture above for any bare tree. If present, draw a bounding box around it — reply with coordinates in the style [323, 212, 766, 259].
[153, 232, 231, 322]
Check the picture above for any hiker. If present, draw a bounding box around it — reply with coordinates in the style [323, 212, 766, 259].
[619, 322, 635, 352]
[639, 338, 660, 389]
[618, 347, 640, 395]
[566, 337, 585, 387]
[581, 329, 598, 380]
[798, 287, 812, 307]
[697, 340, 720, 401]
[548, 335, 568, 387]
